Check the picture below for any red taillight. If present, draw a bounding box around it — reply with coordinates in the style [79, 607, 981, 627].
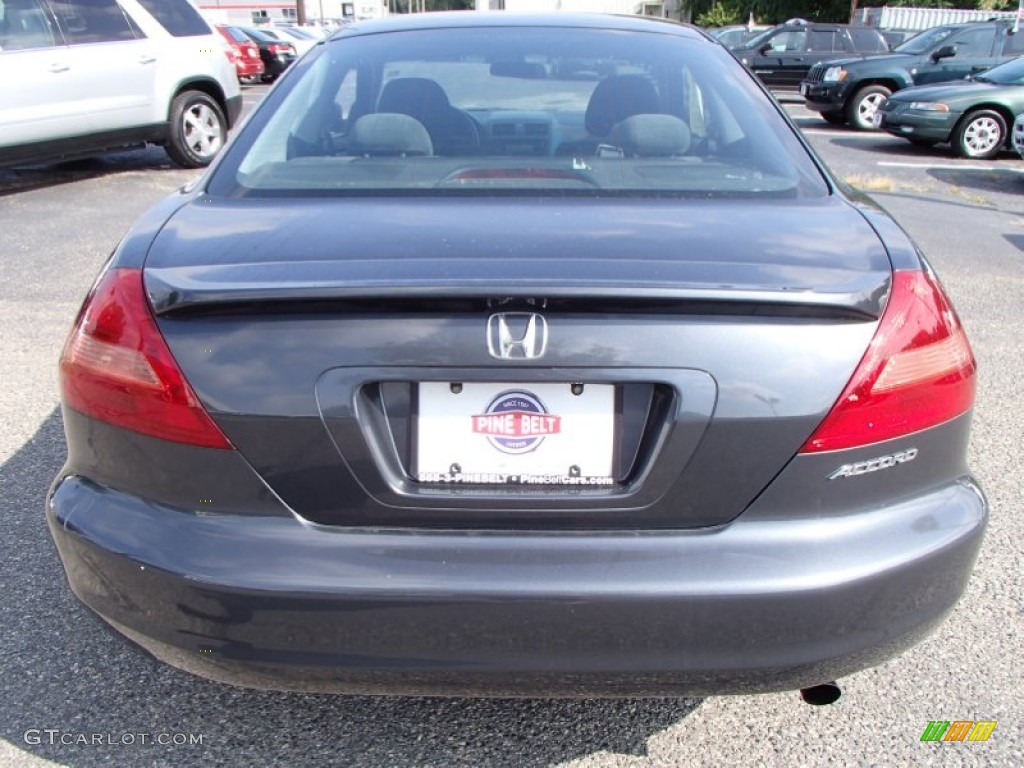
[800, 270, 976, 453]
[60, 268, 232, 449]
[269, 43, 294, 55]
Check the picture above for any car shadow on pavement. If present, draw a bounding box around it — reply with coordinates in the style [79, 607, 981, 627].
[825, 136, 953, 159]
[926, 166, 1024, 198]
[1002, 233, 1024, 253]
[0, 147, 178, 197]
[1, 409, 702, 767]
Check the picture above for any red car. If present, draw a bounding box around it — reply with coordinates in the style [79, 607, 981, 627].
[216, 25, 266, 83]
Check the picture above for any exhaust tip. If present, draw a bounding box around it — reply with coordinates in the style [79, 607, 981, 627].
[799, 681, 842, 706]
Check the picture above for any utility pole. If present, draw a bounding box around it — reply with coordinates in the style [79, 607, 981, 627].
[296, 1, 307, 24]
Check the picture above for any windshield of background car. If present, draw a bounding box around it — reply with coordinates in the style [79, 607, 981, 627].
[894, 26, 955, 54]
[974, 55, 1024, 84]
[208, 26, 828, 198]
[742, 26, 779, 49]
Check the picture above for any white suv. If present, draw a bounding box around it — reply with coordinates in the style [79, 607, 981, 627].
[0, 0, 242, 168]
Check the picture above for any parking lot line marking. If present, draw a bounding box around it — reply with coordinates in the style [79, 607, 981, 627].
[802, 129, 893, 138]
[876, 160, 1024, 172]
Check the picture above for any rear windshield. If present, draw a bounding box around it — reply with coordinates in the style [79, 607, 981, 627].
[222, 25, 250, 44]
[208, 26, 827, 199]
[241, 27, 276, 42]
[136, 0, 209, 38]
[280, 26, 316, 39]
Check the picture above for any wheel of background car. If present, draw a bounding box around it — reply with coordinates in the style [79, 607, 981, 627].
[847, 85, 891, 131]
[166, 91, 228, 169]
[952, 109, 1007, 160]
[820, 111, 846, 126]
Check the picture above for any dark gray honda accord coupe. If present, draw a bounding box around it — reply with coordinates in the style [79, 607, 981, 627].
[47, 12, 987, 701]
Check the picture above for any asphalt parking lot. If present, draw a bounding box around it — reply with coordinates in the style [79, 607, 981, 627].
[0, 85, 1021, 767]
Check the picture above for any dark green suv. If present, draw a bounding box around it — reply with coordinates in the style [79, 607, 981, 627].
[732, 21, 888, 91]
[801, 20, 1024, 129]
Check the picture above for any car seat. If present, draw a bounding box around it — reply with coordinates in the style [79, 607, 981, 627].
[348, 113, 434, 157]
[377, 77, 480, 156]
[557, 74, 662, 156]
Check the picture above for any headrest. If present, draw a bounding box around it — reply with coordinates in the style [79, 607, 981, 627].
[609, 114, 691, 157]
[378, 78, 452, 116]
[585, 75, 660, 137]
[350, 113, 433, 156]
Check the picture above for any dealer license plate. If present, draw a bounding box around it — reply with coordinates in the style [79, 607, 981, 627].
[799, 82, 809, 97]
[872, 112, 884, 128]
[415, 382, 616, 485]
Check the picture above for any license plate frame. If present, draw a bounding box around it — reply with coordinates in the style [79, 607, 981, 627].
[414, 381, 617, 486]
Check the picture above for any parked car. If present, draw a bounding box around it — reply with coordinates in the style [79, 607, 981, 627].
[707, 23, 770, 49]
[0, 0, 241, 168]
[801, 19, 1024, 130]
[216, 24, 265, 83]
[263, 24, 321, 55]
[874, 56, 1024, 158]
[732, 20, 888, 90]
[289, 24, 329, 40]
[48, 12, 986, 701]
[1012, 111, 1024, 158]
[238, 25, 297, 82]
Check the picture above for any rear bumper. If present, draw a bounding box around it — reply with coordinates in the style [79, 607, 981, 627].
[47, 474, 987, 697]
[235, 58, 264, 79]
[264, 55, 295, 78]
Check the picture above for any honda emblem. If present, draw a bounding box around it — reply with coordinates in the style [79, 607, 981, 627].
[486, 313, 548, 360]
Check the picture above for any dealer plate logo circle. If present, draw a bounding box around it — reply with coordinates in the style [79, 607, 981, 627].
[471, 390, 561, 455]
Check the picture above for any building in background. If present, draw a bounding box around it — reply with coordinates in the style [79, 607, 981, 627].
[195, 1, 387, 26]
[854, 5, 1015, 32]
[481, 0, 676, 16]
[195, 1, 678, 27]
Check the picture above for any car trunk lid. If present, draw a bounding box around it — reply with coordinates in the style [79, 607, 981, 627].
[146, 196, 890, 529]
